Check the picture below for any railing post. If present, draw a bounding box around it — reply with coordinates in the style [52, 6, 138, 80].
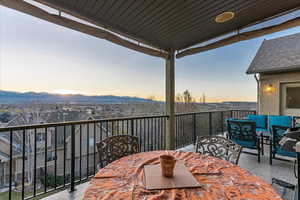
[193, 114, 196, 144]
[209, 112, 212, 136]
[70, 125, 76, 192]
[165, 51, 175, 150]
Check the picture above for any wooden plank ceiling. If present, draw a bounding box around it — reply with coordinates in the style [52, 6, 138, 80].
[36, 0, 300, 52]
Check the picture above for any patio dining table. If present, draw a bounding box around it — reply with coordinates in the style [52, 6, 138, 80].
[83, 151, 282, 200]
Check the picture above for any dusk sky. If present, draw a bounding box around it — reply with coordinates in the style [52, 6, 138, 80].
[1, 4, 300, 102]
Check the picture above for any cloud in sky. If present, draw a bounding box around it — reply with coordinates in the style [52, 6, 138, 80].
[1, 5, 300, 102]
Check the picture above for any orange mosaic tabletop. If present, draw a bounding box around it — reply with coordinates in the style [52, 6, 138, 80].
[83, 151, 282, 200]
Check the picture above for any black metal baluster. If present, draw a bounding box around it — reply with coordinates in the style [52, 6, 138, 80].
[33, 129, 37, 197]
[79, 124, 82, 182]
[22, 129, 25, 200]
[154, 118, 158, 150]
[135, 119, 138, 137]
[182, 116, 186, 146]
[70, 125, 75, 192]
[221, 111, 224, 135]
[54, 127, 57, 189]
[87, 123, 90, 178]
[179, 116, 182, 147]
[147, 119, 150, 151]
[9, 131, 13, 200]
[122, 120, 124, 134]
[139, 119, 142, 152]
[176, 116, 179, 147]
[156, 118, 159, 150]
[131, 119, 134, 136]
[151, 118, 154, 150]
[193, 114, 196, 144]
[157, 118, 160, 149]
[178, 116, 181, 147]
[112, 121, 115, 136]
[160, 117, 162, 149]
[63, 126, 66, 187]
[176, 116, 178, 148]
[126, 120, 128, 135]
[209, 112, 212, 136]
[100, 121, 103, 141]
[157, 118, 160, 150]
[44, 128, 47, 193]
[144, 118, 146, 152]
[164, 117, 167, 149]
[116, 121, 119, 135]
[105, 121, 109, 138]
[93, 123, 96, 175]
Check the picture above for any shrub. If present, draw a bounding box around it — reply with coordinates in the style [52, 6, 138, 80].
[40, 174, 67, 188]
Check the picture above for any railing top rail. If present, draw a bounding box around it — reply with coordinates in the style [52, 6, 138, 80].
[175, 109, 256, 116]
[0, 109, 257, 132]
[0, 114, 169, 132]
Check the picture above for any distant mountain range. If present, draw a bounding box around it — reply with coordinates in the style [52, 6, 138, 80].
[0, 90, 154, 104]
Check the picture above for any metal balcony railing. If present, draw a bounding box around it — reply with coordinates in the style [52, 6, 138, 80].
[0, 110, 256, 199]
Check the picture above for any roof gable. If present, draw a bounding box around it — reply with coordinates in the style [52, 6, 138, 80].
[247, 32, 300, 74]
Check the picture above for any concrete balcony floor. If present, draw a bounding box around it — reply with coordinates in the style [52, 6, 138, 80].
[43, 145, 296, 200]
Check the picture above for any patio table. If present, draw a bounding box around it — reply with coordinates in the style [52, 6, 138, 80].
[83, 151, 282, 200]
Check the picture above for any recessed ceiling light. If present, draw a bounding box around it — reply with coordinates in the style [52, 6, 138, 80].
[215, 11, 235, 23]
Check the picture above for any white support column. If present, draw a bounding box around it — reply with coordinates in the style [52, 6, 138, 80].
[165, 51, 175, 150]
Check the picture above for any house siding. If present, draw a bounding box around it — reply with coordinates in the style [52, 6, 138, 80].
[259, 71, 300, 115]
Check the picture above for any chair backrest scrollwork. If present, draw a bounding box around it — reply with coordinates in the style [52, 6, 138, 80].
[96, 135, 140, 167]
[196, 136, 242, 165]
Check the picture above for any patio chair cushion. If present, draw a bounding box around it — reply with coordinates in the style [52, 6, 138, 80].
[271, 125, 297, 159]
[269, 116, 293, 130]
[233, 140, 258, 149]
[275, 148, 296, 158]
[227, 118, 253, 123]
[247, 115, 268, 129]
[227, 119, 258, 149]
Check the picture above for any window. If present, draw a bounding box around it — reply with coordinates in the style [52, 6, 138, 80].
[36, 132, 44, 142]
[286, 87, 300, 109]
[47, 152, 56, 162]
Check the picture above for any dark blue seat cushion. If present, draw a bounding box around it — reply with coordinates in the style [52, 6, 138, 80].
[227, 119, 258, 149]
[274, 147, 296, 158]
[232, 139, 257, 149]
[271, 123, 296, 158]
[247, 115, 268, 129]
[269, 116, 293, 130]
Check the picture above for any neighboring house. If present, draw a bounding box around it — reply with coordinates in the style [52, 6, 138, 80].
[0, 110, 89, 189]
[64, 115, 111, 177]
[247, 33, 300, 116]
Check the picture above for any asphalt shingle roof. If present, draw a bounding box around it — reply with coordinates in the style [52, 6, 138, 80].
[247, 32, 300, 74]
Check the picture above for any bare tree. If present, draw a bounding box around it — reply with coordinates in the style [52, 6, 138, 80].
[176, 90, 197, 113]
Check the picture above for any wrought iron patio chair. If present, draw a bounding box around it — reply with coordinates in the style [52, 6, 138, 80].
[196, 135, 243, 165]
[96, 135, 140, 168]
[227, 119, 261, 162]
[270, 125, 297, 165]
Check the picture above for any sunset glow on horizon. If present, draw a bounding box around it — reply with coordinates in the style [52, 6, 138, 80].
[1, 6, 300, 103]
[53, 89, 85, 95]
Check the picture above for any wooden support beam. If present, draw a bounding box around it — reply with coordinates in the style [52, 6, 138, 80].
[176, 16, 300, 58]
[165, 52, 175, 150]
[0, 0, 168, 59]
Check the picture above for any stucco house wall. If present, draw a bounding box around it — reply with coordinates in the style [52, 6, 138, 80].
[259, 71, 300, 115]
